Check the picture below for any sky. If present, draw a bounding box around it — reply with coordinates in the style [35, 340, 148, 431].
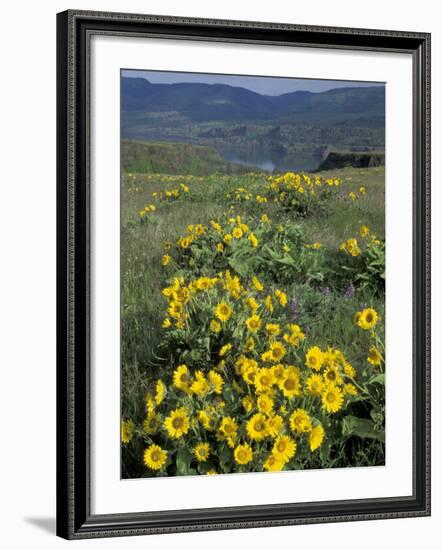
[122, 69, 384, 96]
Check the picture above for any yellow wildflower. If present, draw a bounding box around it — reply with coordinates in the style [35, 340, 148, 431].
[321, 384, 344, 414]
[144, 445, 167, 470]
[272, 436, 296, 463]
[309, 425, 325, 451]
[360, 225, 369, 238]
[215, 302, 233, 322]
[121, 419, 134, 444]
[247, 413, 268, 441]
[252, 276, 264, 292]
[246, 314, 261, 333]
[234, 443, 253, 465]
[289, 409, 312, 433]
[219, 343, 232, 357]
[248, 233, 259, 247]
[164, 408, 190, 438]
[368, 346, 382, 366]
[210, 319, 222, 333]
[305, 346, 324, 371]
[194, 443, 210, 462]
[357, 308, 378, 330]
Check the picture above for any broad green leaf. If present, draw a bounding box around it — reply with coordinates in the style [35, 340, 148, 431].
[342, 415, 385, 442]
[176, 448, 194, 475]
[222, 384, 235, 404]
[368, 373, 385, 386]
[228, 256, 250, 278]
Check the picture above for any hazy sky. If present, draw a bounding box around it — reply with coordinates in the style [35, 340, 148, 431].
[122, 69, 384, 96]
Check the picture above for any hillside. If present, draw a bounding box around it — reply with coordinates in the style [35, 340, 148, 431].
[121, 140, 256, 175]
[121, 77, 385, 124]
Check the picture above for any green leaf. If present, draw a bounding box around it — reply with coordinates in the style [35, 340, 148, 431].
[176, 447, 194, 475]
[368, 373, 385, 386]
[218, 445, 232, 473]
[228, 255, 250, 278]
[189, 349, 202, 363]
[370, 409, 384, 425]
[342, 415, 385, 442]
[274, 256, 298, 267]
[197, 461, 215, 475]
[222, 384, 235, 404]
[319, 438, 331, 463]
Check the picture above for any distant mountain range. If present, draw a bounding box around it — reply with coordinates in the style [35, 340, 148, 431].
[121, 77, 385, 123]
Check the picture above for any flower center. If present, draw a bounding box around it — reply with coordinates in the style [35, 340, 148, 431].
[284, 378, 295, 390]
[277, 441, 286, 453]
[238, 450, 247, 462]
[255, 421, 264, 432]
[151, 451, 160, 462]
[172, 417, 184, 429]
[327, 393, 336, 403]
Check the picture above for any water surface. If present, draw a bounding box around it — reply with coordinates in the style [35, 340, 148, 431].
[219, 147, 322, 173]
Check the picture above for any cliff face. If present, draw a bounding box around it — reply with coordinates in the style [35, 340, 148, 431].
[316, 151, 385, 171]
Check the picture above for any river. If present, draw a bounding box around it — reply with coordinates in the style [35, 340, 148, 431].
[218, 147, 322, 173]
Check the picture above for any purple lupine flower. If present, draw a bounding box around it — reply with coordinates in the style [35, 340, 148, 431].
[321, 286, 331, 297]
[290, 298, 300, 320]
[344, 283, 355, 299]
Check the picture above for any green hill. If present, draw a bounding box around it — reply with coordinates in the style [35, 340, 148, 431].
[122, 140, 255, 175]
[121, 77, 384, 124]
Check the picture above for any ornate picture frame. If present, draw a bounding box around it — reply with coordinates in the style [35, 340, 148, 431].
[56, 10, 430, 539]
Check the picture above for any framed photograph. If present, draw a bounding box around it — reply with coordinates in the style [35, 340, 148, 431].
[56, 10, 431, 539]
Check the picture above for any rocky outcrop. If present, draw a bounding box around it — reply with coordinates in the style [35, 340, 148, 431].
[316, 151, 385, 171]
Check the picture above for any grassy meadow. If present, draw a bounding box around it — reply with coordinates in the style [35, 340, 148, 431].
[121, 158, 385, 478]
